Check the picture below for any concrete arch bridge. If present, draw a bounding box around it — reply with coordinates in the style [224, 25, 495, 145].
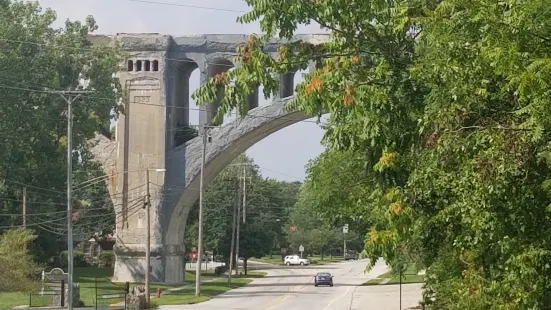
[90, 33, 329, 283]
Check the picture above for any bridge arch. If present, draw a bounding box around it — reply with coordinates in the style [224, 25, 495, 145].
[162, 95, 310, 249]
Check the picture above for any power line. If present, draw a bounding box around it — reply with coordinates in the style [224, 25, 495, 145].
[0, 82, 319, 125]
[126, 0, 246, 12]
[2, 179, 65, 194]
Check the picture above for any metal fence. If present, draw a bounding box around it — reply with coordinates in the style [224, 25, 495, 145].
[29, 281, 65, 307]
[28, 278, 129, 309]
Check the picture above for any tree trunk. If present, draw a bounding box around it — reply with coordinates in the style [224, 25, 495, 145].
[321, 248, 324, 261]
[224, 257, 230, 272]
[244, 258, 248, 275]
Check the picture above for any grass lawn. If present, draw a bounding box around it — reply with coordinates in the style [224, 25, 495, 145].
[251, 255, 343, 265]
[156, 272, 265, 305]
[0, 267, 219, 309]
[363, 265, 425, 286]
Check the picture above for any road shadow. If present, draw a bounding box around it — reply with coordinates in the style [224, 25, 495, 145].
[248, 265, 338, 271]
[241, 282, 360, 287]
[214, 290, 329, 298]
[262, 274, 318, 278]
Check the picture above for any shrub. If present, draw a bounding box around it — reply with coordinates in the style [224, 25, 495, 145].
[99, 251, 115, 268]
[59, 250, 87, 268]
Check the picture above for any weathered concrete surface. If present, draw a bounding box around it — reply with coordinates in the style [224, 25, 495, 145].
[89, 33, 330, 52]
[88, 33, 327, 284]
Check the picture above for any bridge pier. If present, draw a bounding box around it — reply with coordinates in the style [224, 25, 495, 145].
[112, 243, 165, 283]
[163, 244, 186, 284]
[113, 243, 185, 284]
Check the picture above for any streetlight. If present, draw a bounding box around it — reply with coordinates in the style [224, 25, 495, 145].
[145, 168, 166, 307]
[196, 124, 214, 296]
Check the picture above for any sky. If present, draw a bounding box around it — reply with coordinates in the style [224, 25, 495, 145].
[36, 0, 328, 182]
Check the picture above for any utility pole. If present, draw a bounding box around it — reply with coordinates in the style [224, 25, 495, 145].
[242, 166, 247, 224]
[195, 126, 208, 296]
[145, 169, 151, 307]
[143, 168, 165, 307]
[235, 178, 242, 276]
[50, 89, 91, 310]
[227, 179, 238, 285]
[22, 187, 26, 252]
[235, 165, 249, 275]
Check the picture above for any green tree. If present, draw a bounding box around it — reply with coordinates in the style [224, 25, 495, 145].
[194, 0, 551, 308]
[299, 149, 374, 233]
[0, 228, 40, 292]
[0, 0, 122, 263]
[185, 154, 301, 274]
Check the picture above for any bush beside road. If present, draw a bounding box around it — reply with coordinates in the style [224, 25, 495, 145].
[363, 266, 425, 286]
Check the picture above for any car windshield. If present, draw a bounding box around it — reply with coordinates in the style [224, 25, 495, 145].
[317, 273, 331, 277]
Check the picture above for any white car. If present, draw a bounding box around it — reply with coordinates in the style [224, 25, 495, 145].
[284, 255, 310, 266]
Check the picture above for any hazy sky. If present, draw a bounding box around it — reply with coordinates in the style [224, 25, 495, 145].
[35, 0, 327, 182]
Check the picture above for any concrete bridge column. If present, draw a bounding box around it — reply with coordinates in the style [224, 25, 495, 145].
[198, 70, 220, 129]
[198, 58, 234, 129]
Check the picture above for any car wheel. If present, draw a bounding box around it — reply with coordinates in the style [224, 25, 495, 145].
[300, 262, 304, 266]
[315, 284, 318, 287]
[286, 262, 291, 266]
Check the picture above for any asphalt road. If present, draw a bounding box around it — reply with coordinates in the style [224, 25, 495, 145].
[159, 259, 423, 310]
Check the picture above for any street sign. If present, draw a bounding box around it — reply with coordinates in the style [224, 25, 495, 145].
[343, 224, 349, 234]
[299, 245, 304, 258]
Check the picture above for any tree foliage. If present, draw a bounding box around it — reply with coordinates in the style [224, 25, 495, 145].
[194, 0, 551, 307]
[185, 154, 301, 271]
[299, 149, 374, 233]
[0, 228, 40, 292]
[286, 199, 362, 257]
[0, 0, 122, 264]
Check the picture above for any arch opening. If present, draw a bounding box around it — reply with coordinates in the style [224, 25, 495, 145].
[172, 58, 199, 148]
[201, 58, 234, 127]
[223, 67, 239, 124]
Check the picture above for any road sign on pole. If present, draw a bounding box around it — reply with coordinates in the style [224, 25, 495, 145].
[343, 224, 349, 234]
[299, 245, 304, 258]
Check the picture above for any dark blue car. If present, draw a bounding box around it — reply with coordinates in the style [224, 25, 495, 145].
[314, 272, 334, 287]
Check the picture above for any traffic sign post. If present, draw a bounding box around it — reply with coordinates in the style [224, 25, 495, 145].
[299, 245, 304, 258]
[343, 224, 349, 258]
